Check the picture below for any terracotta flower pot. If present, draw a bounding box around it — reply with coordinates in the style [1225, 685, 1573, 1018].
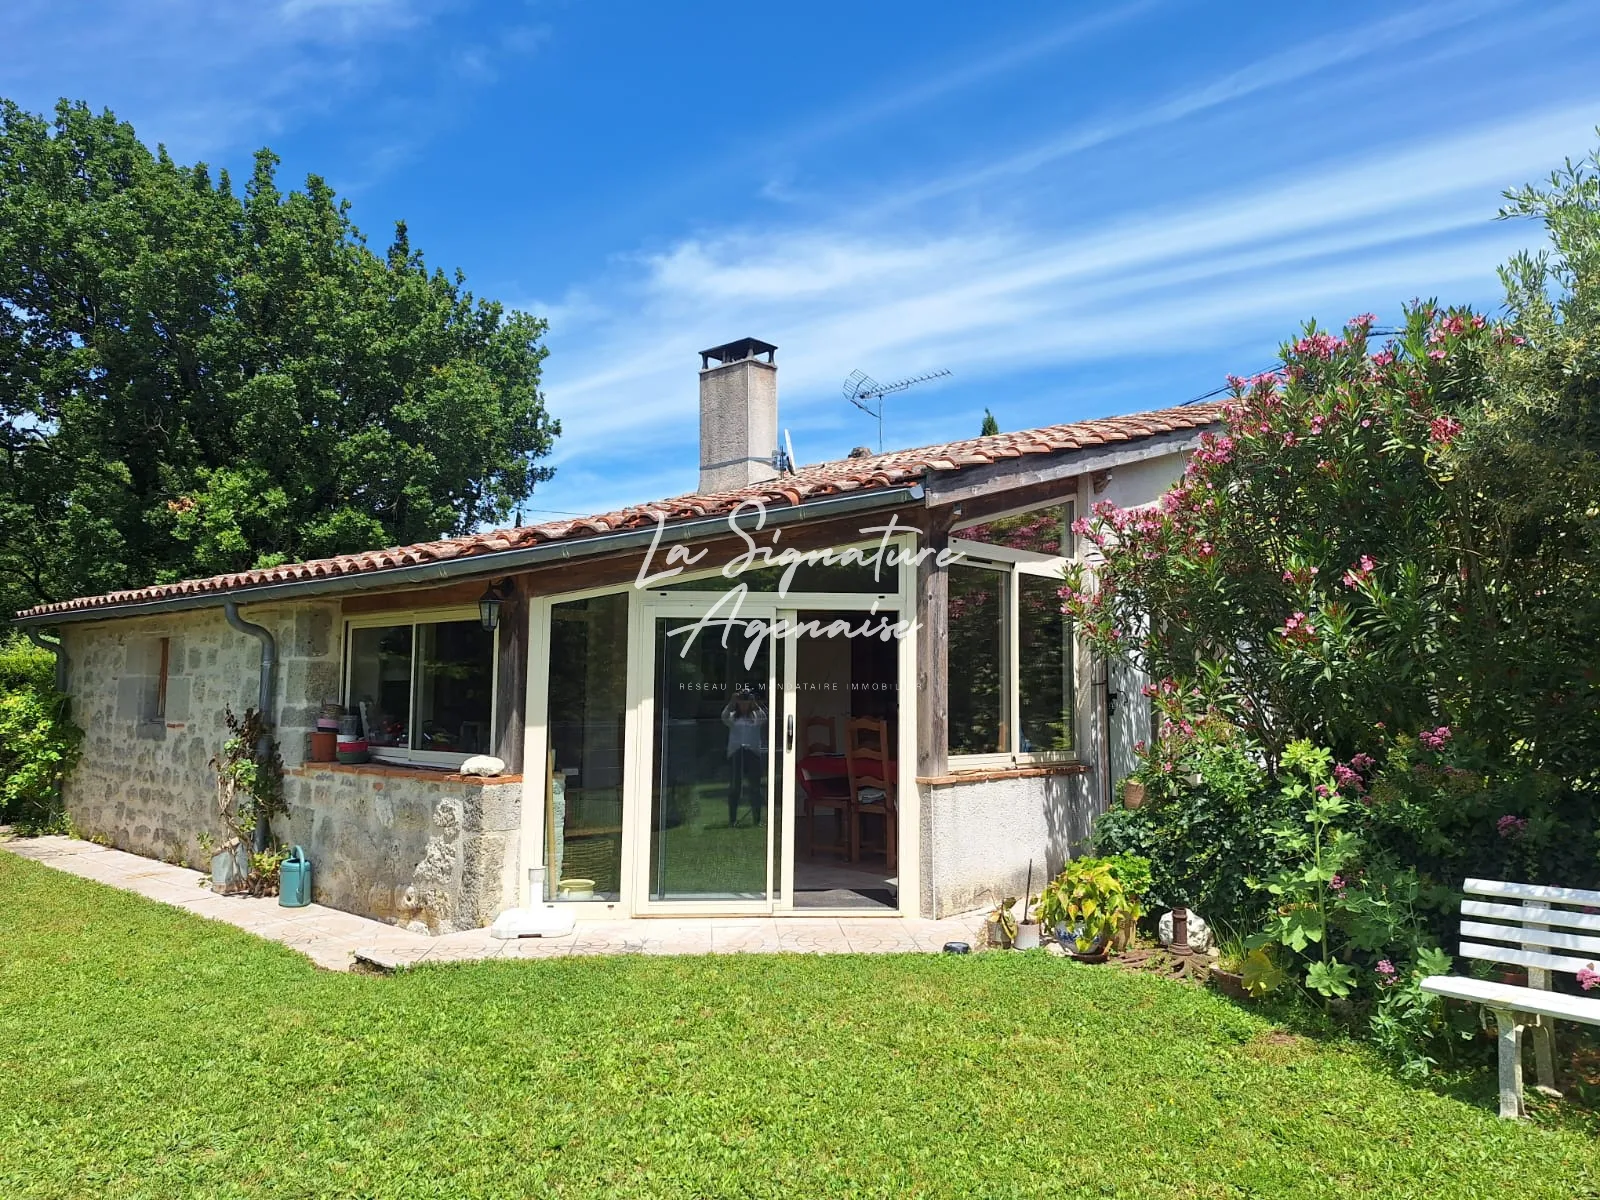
[1111, 911, 1137, 951]
[1210, 967, 1249, 1001]
[309, 730, 337, 762]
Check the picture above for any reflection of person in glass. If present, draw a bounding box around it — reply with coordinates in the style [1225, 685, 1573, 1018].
[721, 686, 768, 826]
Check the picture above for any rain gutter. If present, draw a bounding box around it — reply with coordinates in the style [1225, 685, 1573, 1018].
[11, 485, 925, 628]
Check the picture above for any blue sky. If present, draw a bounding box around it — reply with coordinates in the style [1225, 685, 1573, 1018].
[3, 1, 1598, 521]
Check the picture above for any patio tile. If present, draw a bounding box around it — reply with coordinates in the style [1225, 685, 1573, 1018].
[355, 944, 432, 971]
[838, 922, 924, 953]
[496, 936, 576, 960]
[4, 837, 994, 972]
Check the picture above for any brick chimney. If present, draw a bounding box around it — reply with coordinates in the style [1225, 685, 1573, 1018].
[698, 337, 779, 494]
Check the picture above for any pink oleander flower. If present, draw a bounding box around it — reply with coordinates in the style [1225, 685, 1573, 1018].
[1349, 313, 1376, 329]
[1350, 752, 1375, 772]
[1333, 762, 1367, 794]
[1371, 349, 1395, 368]
[1280, 610, 1316, 644]
[1418, 725, 1452, 751]
[1578, 965, 1600, 992]
[1430, 415, 1462, 444]
[1427, 347, 1447, 362]
[1293, 332, 1345, 360]
[1342, 554, 1377, 589]
[1496, 814, 1529, 839]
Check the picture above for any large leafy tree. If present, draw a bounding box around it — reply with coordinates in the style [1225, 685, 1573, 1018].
[0, 99, 558, 616]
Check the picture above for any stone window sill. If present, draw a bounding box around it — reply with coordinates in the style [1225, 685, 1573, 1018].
[288, 761, 522, 786]
[916, 762, 1087, 787]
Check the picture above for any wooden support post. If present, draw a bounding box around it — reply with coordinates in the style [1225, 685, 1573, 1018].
[915, 518, 951, 782]
[493, 580, 529, 774]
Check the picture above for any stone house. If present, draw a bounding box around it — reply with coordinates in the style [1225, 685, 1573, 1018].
[15, 338, 1219, 932]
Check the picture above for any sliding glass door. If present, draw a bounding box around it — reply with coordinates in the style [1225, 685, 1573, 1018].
[643, 609, 779, 909]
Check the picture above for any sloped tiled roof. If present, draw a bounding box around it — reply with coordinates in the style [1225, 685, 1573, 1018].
[15, 401, 1220, 621]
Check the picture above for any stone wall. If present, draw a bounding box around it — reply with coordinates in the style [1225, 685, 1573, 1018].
[61, 601, 332, 864]
[58, 600, 520, 933]
[281, 766, 521, 933]
[919, 769, 1100, 918]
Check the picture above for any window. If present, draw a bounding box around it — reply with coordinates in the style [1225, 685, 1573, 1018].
[948, 564, 1007, 755]
[144, 636, 170, 721]
[1018, 574, 1072, 752]
[947, 501, 1076, 762]
[344, 611, 495, 765]
[960, 501, 1074, 557]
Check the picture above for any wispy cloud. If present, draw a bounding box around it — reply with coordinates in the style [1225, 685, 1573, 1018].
[0, 0, 533, 174]
[861, 0, 1509, 218]
[775, 2, 1161, 156]
[530, 97, 1592, 514]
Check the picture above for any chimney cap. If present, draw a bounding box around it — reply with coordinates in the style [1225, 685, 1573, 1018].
[700, 337, 777, 370]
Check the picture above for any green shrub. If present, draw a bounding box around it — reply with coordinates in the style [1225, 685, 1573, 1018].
[0, 634, 81, 831]
[1094, 735, 1293, 931]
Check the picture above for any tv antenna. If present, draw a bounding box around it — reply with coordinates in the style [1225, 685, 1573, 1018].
[842, 367, 952, 452]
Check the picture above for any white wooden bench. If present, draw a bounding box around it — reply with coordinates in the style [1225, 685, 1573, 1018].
[1421, 877, 1600, 1118]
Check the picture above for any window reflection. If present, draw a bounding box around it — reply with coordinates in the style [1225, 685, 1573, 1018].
[948, 565, 1005, 754]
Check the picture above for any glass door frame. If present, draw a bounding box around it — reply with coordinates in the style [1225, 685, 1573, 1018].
[630, 590, 911, 917]
[520, 531, 923, 920]
[630, 596, 784, 916]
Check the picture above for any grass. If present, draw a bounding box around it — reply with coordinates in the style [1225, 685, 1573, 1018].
[1, 853, 1598, 1199]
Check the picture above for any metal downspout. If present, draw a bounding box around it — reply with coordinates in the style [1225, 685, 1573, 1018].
[223, 600, 277, 854]
[24, 628, 66, 693]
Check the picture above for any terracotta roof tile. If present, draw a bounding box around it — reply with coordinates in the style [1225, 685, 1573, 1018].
[15, 401, 1221, 621]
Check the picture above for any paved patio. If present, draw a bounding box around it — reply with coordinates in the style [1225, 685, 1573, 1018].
[2, 836, 988, 971]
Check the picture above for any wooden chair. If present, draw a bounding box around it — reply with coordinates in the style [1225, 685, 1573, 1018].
[798, 758, 851, 860]
[802, 715, 836, 755]
[845, 717, 896, 871]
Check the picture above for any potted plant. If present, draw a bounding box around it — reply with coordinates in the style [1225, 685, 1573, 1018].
[1210, 929, 1249, 999]
[1035, 858, 1136, 962]
[1122, 779, 1146, 810]
[1103, 853, 1151, 950]
[985, 896, 1019, 949]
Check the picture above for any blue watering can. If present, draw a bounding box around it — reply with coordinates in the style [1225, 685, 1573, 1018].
[279, 845, 312, 908]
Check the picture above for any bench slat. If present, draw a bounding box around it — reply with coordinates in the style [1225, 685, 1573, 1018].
[1460, 940, 1599, 976]
[1460, 920, 1600, 957]
[1461, 899, 1600, 932]
[1421, 975, 1600, 1026]
[1465, 878, 1600, 907]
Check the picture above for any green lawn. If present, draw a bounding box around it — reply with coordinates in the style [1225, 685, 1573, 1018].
[1, 852, 1597, 1199]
